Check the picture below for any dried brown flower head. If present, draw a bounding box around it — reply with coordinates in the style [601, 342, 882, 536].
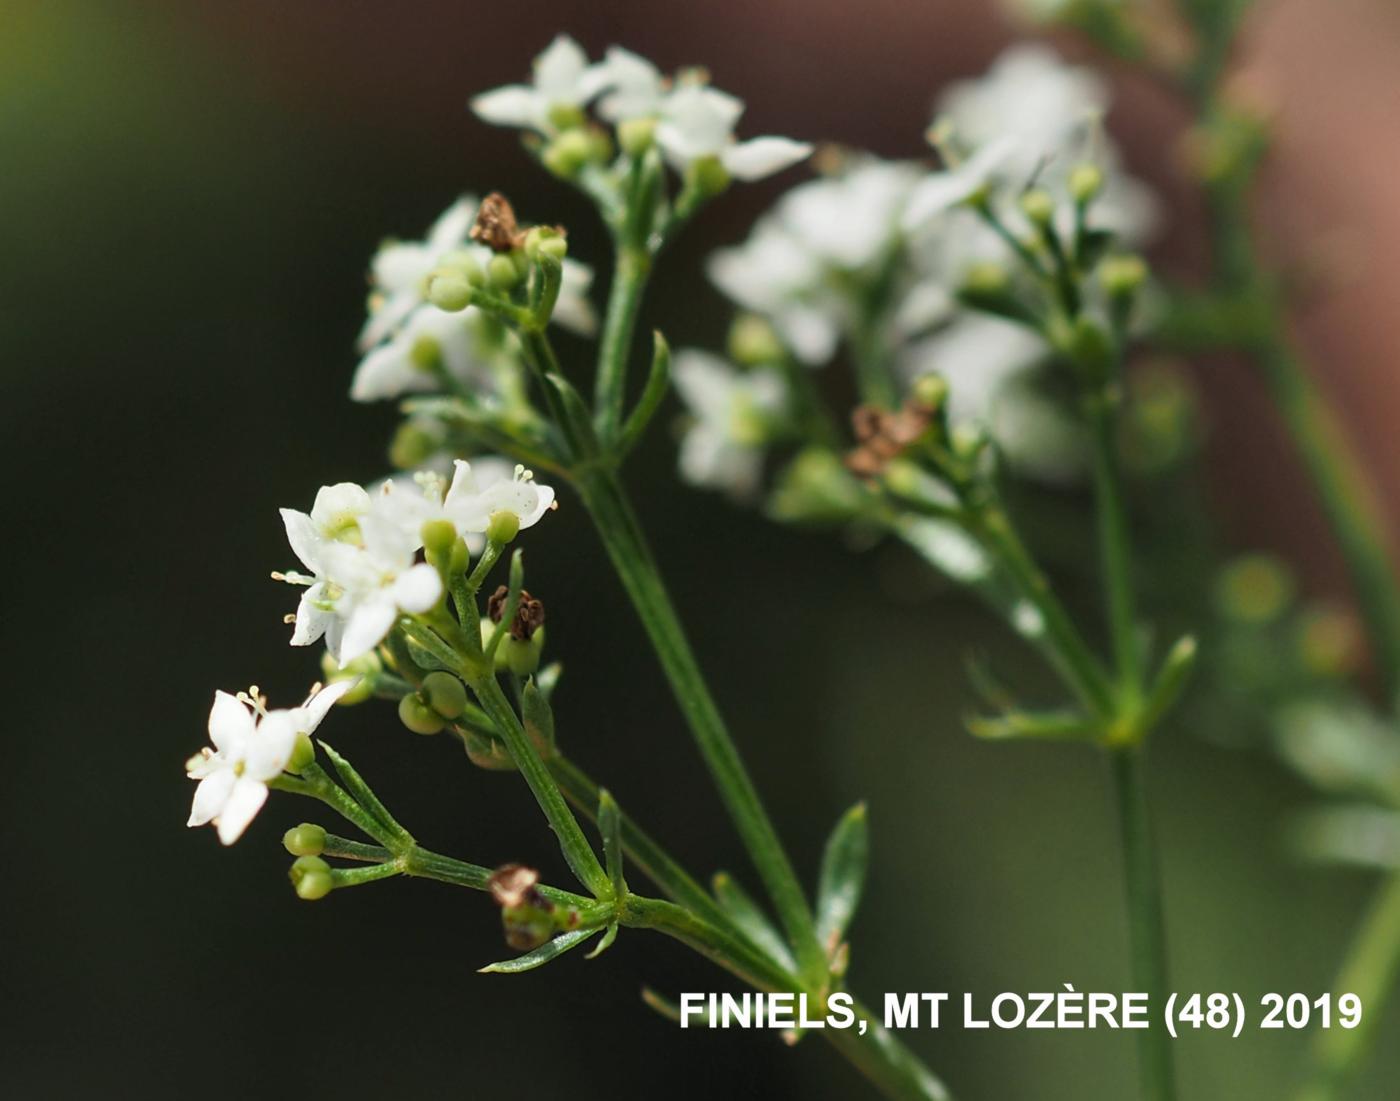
[471, 192, 527, 253]
[487, 585, 546, 640]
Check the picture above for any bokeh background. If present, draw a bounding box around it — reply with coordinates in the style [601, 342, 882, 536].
[5, 0, 1400, 1096]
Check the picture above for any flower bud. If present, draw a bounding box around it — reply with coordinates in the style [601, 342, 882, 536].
[768, 449, 867, 525]
[287, 732, 315, 774]
[426, 269, 473, 312]
[524, 226, 568, 263]
[542, 129, 593, 178]
[728, 314, 784, 366]
[398, 692, 446, 735]
[686, 154, 730, 198]
[618, 116, 656, 157]
[439, 248, 486, 287]
[1069, 163, 1104, 204]
[283, 823, 327, 857]
[910, 373, 949, 413]
[586, 126, 613, 164]
[487, 254, 521, 292]
[389, 421, 442, 470]
[1217, 554, 1294, 625]
[421, 671, 468, 719]
[289, 855, 334, 900]
[1018, 188, 1055, 227]
[485, 509, 520, 545]
[1100, 254, 1148, 300]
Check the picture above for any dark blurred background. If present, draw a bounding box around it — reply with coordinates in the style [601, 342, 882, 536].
[5, 0, 1400, 1097]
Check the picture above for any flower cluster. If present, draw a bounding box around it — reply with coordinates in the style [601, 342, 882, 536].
[471, 35, 812, 186]
[278, 462, 554, 665]
[672, 44, 1156, 505]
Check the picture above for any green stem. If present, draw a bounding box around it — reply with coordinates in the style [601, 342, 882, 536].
[1111, 746, 1177, 1101]
[1295, 870, 1400, 1101]
[469, 673, 612, 899]
[1086, 390, 1144, 703]
[575, 466, 829, 987]
[594, 245, 651, 441]
[826, 997, 953, 1101]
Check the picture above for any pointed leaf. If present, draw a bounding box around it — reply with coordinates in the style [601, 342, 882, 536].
[617, 331, 672, 455]
[477, 927, 598, 973]
[520, 677, 556, 756]
[598, 789, 625, 897]
[711, 871, 796, 971]
[1140, 634, 1197, 732]
[816, 802, 869, 949]
[585, 921, 620, 959]
[965, 708, 1098, 742]
[316, 742, 413, 845]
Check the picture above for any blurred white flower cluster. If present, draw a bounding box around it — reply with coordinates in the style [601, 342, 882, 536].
[673, 45, 1156, 498]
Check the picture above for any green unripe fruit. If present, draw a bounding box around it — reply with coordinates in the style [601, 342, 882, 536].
[618, 116, 656, 157]
[485, 509, 520, 545]
[505, 628, 546, 677]
[421, 671, 468, 719]
[542, 129, 593, 178]
[586, 127, 613, 164]
[398, 693, 446, 735]
[426, 270, 473, 312]
[287, 732, 315, 774]
[910, 373, 949, 412]
[421, 519, 459, 564]
[524, 226, 568, 262]
[283, 823, 327, 857]
[686, 154, 730, 198]
[728, 314, 784, 366]
[487, 254, 521, 292]
[1100, 254, 1148, 299]
[289, 855, 333, 900]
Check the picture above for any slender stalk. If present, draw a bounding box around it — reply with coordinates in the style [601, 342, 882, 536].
[1086, 390, 1145, 703]
[575, 466, 830, 987]
[594, 245, 651, 440]
[826, 997, 953, 1101]
[1296, 870, 1400, 1101]
[1111, 746, 1176, 1101]
[469, 673, 613, 900]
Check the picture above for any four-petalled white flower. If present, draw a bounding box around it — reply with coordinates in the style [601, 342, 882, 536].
[471, 35, 610, 135]
[187, 680, 355, 845]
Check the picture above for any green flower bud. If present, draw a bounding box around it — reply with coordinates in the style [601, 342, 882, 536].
[389, 421, 441, 470]
[1100, 254, 1148, 299]
[542, 129, 593, 178]
[1217, 554, 1295, 625]
[1069, 316, 1114, 378]
[728, 314, 784, 366]
[618, 116, 656, 157]
[398, 692, 446, 735]
[1019, 188, 1055, 227]
[485, 509, 520, 545]
[449, 536, 470, 577]
[546, 102, 586, 132]
[686, 154, 731, 198]
[426, 269, 473, 312]
[910, 373, 949, 412]
[438, 248, 486, 287]
[287, 732, 315, 774]
[487, 254, 521, 292]
[283, 823, 327, 857]
[1070, 163, 1104, 204]
[289, 855, 334, 900]
[421, 671, 468, 719]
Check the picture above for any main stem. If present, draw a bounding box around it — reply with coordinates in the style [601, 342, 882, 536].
[1111, 746, 1176, 1101]
[575, 465, 829, 987]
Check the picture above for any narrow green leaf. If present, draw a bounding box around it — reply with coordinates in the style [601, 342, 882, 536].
[815, 802, 869, 950]
[544, 370, 601, 458]
[711, 871, 796, 971]
[617, 331, 672, 456]
[1140, 634, 1198, 732]
[640, 987, 712, 1026]
[965, 708, 1098, 742]
[599, 789, 625, 898]
[477, 927, 599, 973]
[520, 677, 556, 757]
[584, 921, 619, 959]
[316, 743, 414, 846]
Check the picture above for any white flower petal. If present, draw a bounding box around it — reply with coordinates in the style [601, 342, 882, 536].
[207, 691, 254, 756]
[243, 712, 298, 781]
[188, 768, 236, 828]
[338, 597, 400, 665]
[297, 679, 358, 734]
[470, 85, 541, 128]
[280, 509, 324, 574]
[392, 563, 443, 614]
[721, 137, 812, 182]
[215, 777, 269, 845]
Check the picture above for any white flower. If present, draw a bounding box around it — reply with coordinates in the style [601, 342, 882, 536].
[352, 304, 498, 403]
[471, 35, 609, 135]
[656, 84, 811, 182]
[375, 459, 555, 545]
[901, 314, 1045, 426]
[593, 46, 667, 122]
[555, 259, 598, 336]
[187, 681, 355, 845]
[279, 485, 444, 664]
[673, 350, 786, 497]
[359, 197, 479, 351]
[901, 138, 1018, 231]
